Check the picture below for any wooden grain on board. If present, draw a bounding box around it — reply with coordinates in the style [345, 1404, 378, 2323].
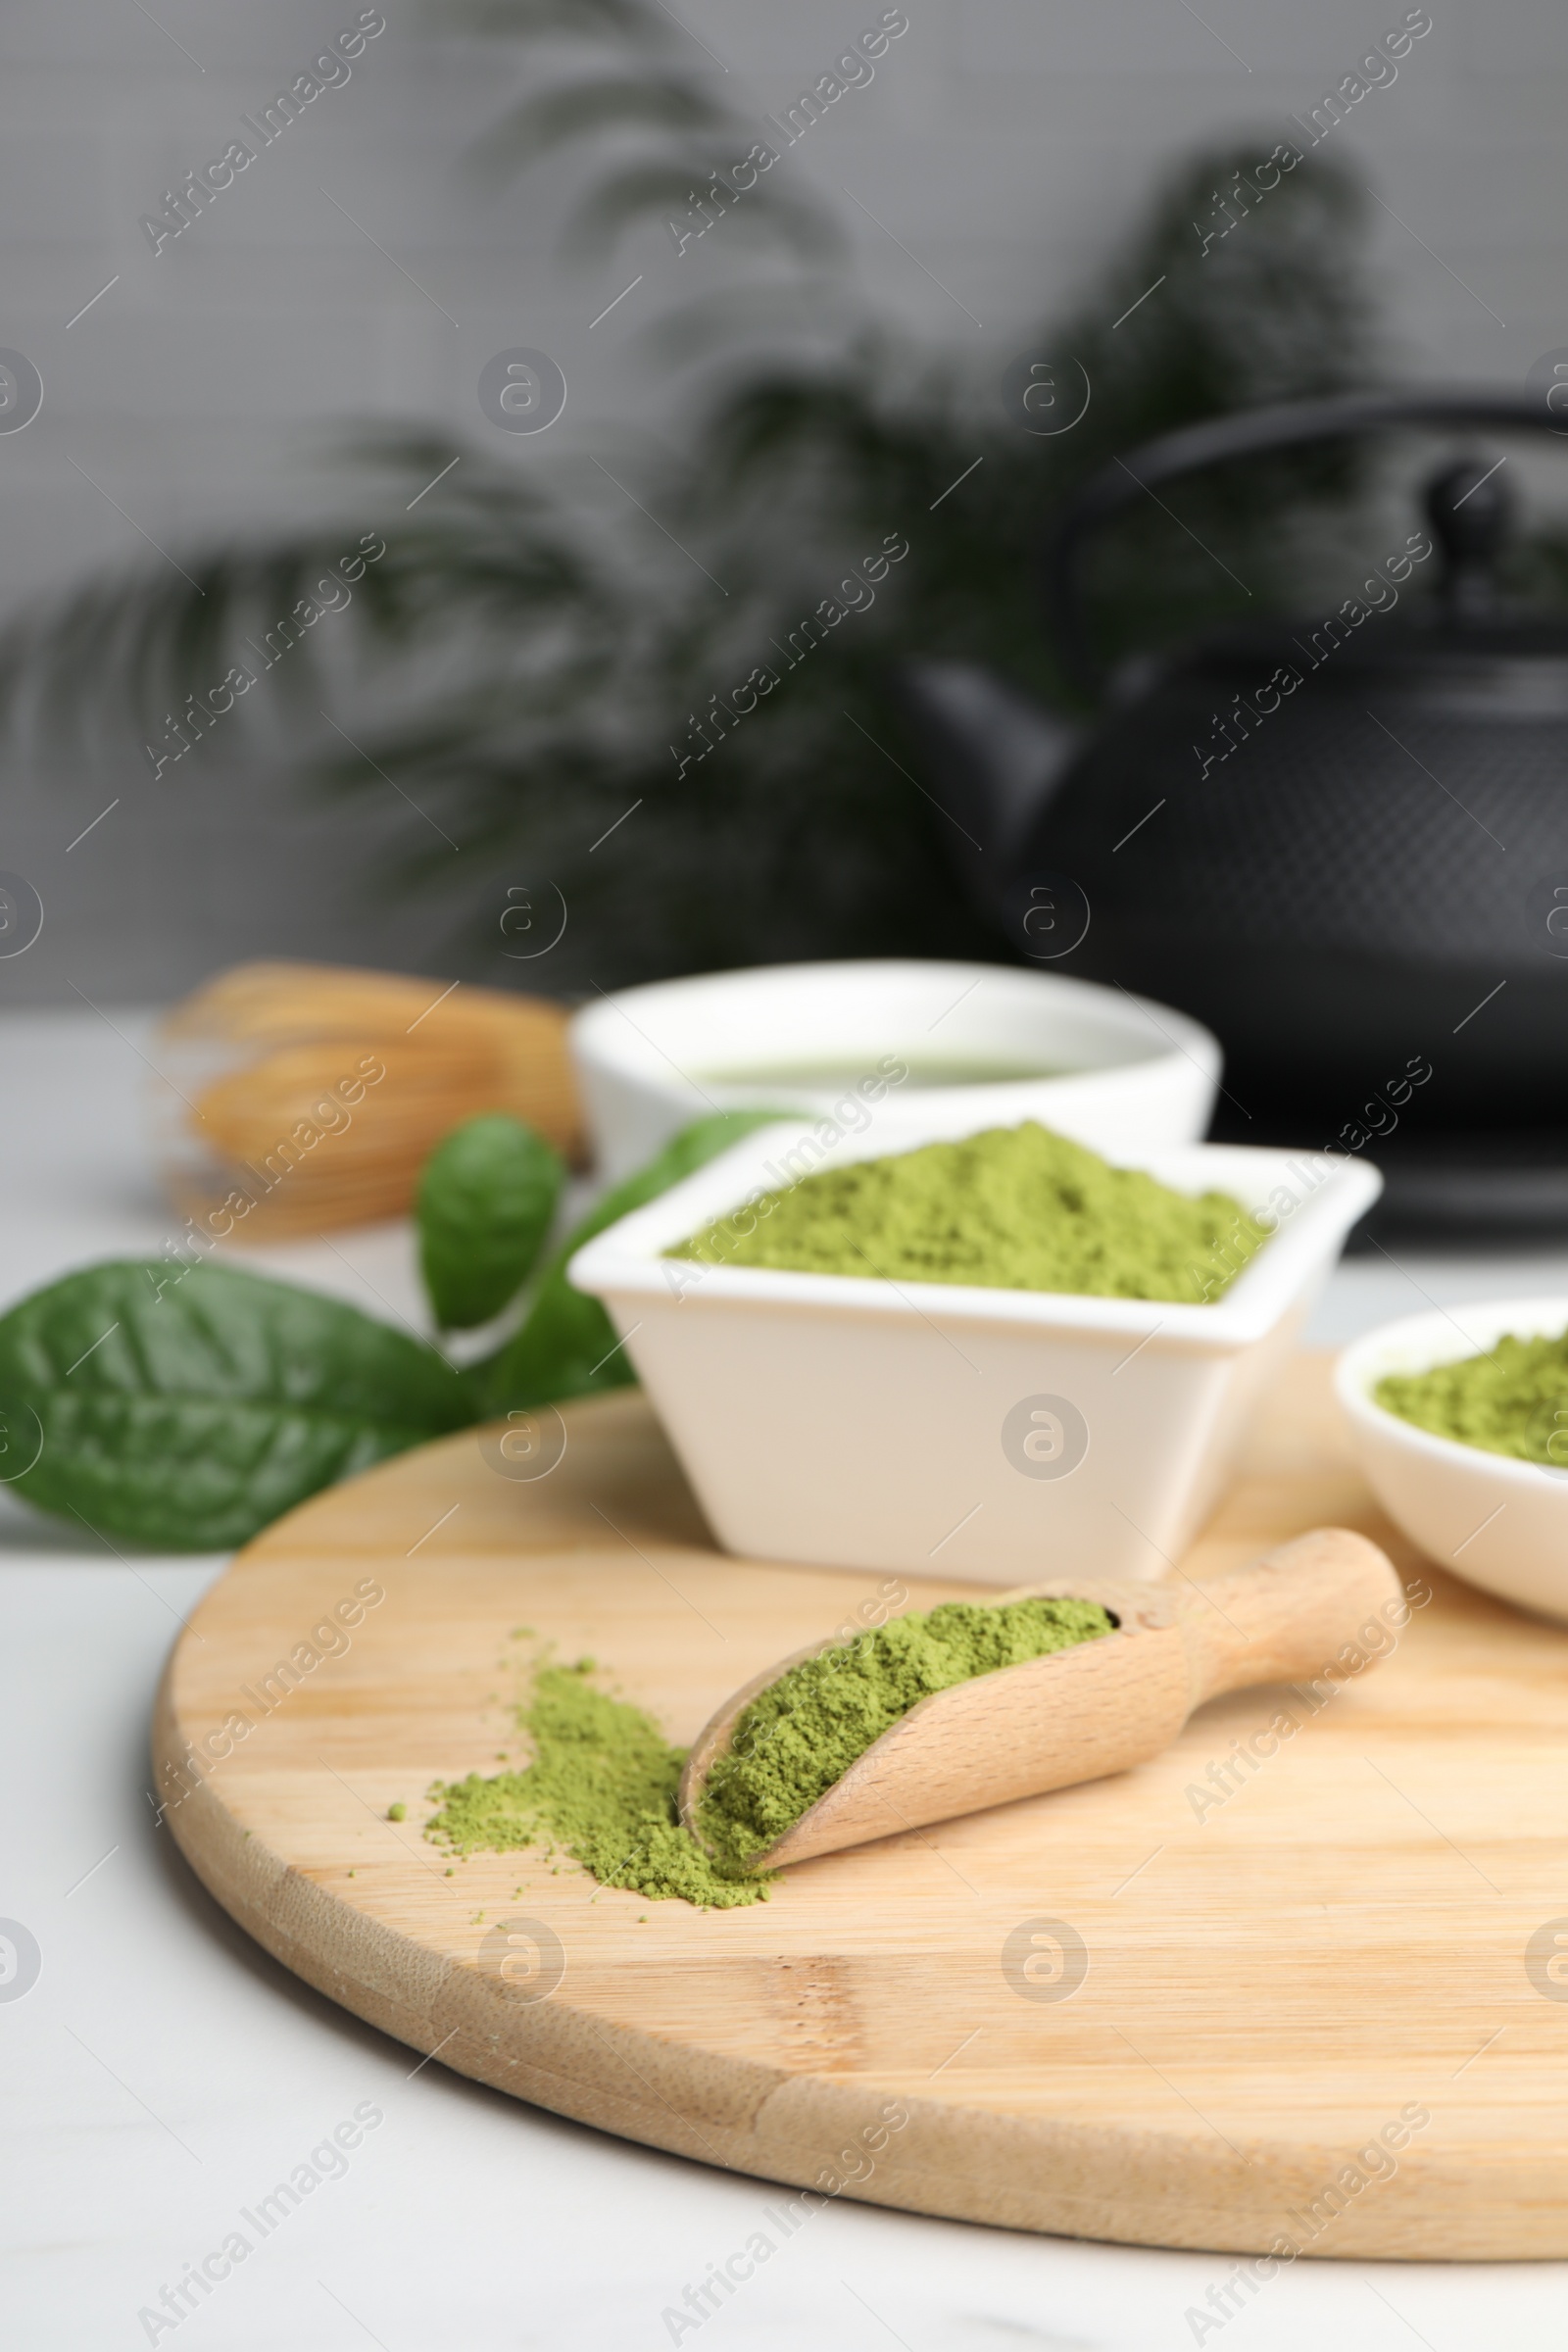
[154, 1354, 1568, 2259]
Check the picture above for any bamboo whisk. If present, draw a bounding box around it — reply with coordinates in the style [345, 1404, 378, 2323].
[157, 960, 584, 1241]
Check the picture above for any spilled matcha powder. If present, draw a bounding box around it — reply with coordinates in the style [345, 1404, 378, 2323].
[668, 1121, 1267, 1303]
[1375, 1327, 1568, 1464]
[425, 1659, 767, 1907]
[424, 1595, 1114, 1905]
[699, 1595, 1114, 1871]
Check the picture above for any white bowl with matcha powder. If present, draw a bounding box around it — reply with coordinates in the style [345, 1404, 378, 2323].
[569, 1112, 1380, 1585]
[569, 958, 1220, 1181]
[1337, 1299, 1568, 1620]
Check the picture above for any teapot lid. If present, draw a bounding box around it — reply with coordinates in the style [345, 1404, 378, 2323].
[1047, 391, 1568, 700]
[1148, 455, 1568, 701]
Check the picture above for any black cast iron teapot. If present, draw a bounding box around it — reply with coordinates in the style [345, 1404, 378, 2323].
[903, 390, 1568, 1236]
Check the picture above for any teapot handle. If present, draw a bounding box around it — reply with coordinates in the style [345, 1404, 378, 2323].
[1044, 387, 1568, 698]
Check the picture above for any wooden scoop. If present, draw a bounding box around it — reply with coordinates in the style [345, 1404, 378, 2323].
[679, 1528, 1405, 1872]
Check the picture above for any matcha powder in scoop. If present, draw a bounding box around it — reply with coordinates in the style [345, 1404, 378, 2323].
[698, 1595, 1114, 1872]
[668, 1121, 1267, 1303]
[423, 1594, 1114, 1904]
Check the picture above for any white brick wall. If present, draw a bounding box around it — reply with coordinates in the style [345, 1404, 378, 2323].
[0, 0, 1560, 1002]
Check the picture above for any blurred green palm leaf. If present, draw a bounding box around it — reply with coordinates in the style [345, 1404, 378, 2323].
[2, 0, 1437, 986]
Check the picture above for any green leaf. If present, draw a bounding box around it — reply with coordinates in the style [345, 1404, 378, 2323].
[0, 1261, 474, 1551]
[476, 1109, 787, 1414]
[417, 1113, 564, 1332]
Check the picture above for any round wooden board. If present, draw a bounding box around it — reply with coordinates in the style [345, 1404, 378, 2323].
[155, 1355, 1568, 2260]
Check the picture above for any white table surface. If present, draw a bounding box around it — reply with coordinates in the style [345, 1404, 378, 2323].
[6, 1007, 1568, 2350]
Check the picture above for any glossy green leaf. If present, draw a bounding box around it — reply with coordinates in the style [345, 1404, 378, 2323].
[0, 1260, 473, 1551]
[417, 1113, 564, 1331]
[476, 1110, 787, 1415]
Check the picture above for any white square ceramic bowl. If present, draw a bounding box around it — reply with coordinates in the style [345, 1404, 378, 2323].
[568, 1116, 1382, 1585]
[1336, 1299, 1568, 1620]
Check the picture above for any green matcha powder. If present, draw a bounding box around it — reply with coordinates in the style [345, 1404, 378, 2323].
[424, 1596, 1113, 1907]
[698, 1594, 1113, 1873]
[667, 1121, 1267, 1303]
[425, 1659, 760, 1908]
[1375, 1327, 1568, 1465]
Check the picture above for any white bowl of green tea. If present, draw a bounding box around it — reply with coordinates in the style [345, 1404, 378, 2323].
[568, 958, 1220, 1181]
[1336, 1301, 1568, 1619]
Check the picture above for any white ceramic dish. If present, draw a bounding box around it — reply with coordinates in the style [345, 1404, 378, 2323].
[569, 1115, 1382, 1584]
[568, 958, 1221, 1181]
[1336, 1299, 1568, 1620]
